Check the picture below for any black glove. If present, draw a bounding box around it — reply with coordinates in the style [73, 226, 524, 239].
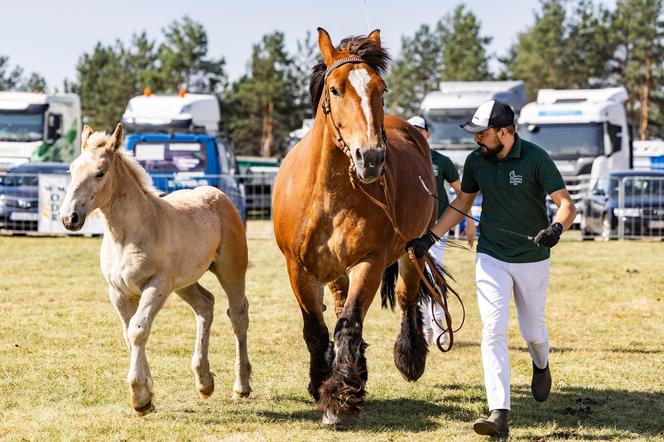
[534, 222, 563, 248]
[406, 230, 440, 258]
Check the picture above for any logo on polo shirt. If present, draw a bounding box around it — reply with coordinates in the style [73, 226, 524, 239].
[509, 170, 523, 186]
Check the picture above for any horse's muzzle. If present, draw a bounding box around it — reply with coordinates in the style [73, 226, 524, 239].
[61, 209, 85, 231]
[354, 147, 385, 183]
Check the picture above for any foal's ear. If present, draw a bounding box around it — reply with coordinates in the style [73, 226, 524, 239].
[81, 125, 94, 150]
[107, 123, 124, 152]
[368, 29, 381, 46]
[317, 27, 338, 66]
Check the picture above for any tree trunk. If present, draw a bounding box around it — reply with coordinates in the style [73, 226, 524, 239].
[639, 57, 652, 141]
[261, 100, 274, 157]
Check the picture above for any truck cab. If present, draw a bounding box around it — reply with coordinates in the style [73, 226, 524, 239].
[420, 81, 527, 171]
[121, 91, 246, 221]
[518, 87, 632, 224]
[0, 92, 81, 170]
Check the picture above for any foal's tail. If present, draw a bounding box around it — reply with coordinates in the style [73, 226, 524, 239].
[380, 261, 398, 311]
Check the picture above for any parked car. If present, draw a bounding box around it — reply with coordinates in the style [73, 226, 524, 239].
[0, 162, 69, 231]
[581, 170, 664, 240]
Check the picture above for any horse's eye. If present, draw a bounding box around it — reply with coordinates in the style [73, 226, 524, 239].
[95, 170, 105, 178]
[330, 87, 339, 97]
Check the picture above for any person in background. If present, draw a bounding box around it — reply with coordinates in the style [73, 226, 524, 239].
[407, 116, 476, 347]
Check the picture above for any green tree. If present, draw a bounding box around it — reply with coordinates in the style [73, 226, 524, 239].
[0, 56, 24, 90]
[224, 32, 302, 157]
[157, 16, 226, 94]
[438, 5, 492, 81]
[505, 0, 570, 99]
[608, 0, 664, 139]
[292, 30, 318, 116]
[76, 41, 134, 130]
[20, 73, 47, 93]
[386, 24, 441, 117]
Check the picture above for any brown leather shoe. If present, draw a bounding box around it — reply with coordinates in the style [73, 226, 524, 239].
[473, 409, 509, 438]
[532, 361, 552, 402]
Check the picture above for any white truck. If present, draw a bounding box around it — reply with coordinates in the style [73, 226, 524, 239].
[420, 81, 528, 170]
[517, 87, 632, 223]
[0, 92, 81, 170]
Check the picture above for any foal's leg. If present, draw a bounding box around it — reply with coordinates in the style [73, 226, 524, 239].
[175, 283, 215, 399]
[108, 286, 138, 351]
[210, 263, 252, 399]
[127, 281, 170, 415]
[319, 259, 382, 427]
[286, 258, 333, 402]
[393, 254, 428, 381]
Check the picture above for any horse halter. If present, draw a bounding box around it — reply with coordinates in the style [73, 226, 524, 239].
[321, 55, 389, 185]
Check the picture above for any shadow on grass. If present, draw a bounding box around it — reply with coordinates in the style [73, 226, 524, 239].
[510, 385, 664, 439]
[255, 385, 663, 437]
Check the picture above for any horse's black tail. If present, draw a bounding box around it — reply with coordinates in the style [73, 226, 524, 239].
[380, 261, 398, 310]
[418, 256, 457, 305]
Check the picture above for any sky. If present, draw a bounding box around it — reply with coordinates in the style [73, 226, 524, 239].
[1, 0, 616, 90]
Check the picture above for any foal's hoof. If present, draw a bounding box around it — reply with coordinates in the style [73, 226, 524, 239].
[321, 411, 359, 430]
[198, 382, 215, 399]
[134, 400, 155, 416]
[232, 390, 251, 400]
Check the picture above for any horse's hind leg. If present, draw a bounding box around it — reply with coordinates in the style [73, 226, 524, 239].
[175, 283, 215, 399]
[210, 259, 252, 399]
[394, 254, 428, 381]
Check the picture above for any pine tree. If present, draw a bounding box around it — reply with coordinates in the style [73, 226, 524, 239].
[608, 0, 664, 139]
[20, 73, 47, 93]
[0, 56, 25, 91]
[224, 32, 302, 157]
[505, 0, 569, 99]
[438, 5, 492, 81]
[386, 24, 441, 117]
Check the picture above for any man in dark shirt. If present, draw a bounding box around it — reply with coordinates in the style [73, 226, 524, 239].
[407, 101, 576, 438]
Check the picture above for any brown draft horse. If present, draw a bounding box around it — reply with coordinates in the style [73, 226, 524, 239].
[273, 28, 446, 426]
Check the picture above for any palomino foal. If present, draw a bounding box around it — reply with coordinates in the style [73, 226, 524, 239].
[61, 124, 251, 415]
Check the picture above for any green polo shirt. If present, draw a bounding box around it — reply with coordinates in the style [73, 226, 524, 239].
[461, 134, 565, 263]
[431, 149, 459, 217]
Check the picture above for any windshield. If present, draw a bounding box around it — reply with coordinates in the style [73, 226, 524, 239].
[518, 123, 603, 160]
[134, 141, 207, 172]
[0, 113, 45, 142]
[427, 116, 477, 148]
[602, 176, 664, 197]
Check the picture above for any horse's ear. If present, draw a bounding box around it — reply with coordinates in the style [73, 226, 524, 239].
[368, 29, 381, 46]
[81, 125, 94, 150]
[317, 27, 338, 66]
[107, 123, 124, 152]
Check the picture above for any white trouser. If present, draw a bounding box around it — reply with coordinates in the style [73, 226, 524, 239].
[475, 253, 550, 411]
[420, 236, 447, 336]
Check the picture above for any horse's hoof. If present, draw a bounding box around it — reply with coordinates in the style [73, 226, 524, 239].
[232, 390, 251, 400]
[198, 382, 215, 399]
[321, 411, 358, 430]
[134, 400, 155, 416]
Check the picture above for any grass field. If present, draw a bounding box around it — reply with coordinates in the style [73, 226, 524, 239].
[0, 230, 663, 441]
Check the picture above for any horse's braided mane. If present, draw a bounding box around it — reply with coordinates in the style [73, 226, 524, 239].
[309, 35, 390, 117]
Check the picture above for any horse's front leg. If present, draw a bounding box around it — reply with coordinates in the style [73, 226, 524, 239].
[108, 286, 138, 352]
[394, 253, 429, 381]
[319, 259, 382, 427]
[127, 279, 170, 415]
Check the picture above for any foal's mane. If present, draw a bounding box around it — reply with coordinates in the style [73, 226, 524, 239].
[88, 131, 159, 196]
[309, 35, 390, 116]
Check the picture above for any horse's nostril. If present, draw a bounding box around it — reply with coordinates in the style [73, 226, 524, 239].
[354, 149, 362, 162]
[70, 212, 79, 225]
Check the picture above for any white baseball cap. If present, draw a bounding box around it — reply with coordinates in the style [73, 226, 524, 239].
[407, 116, 429, 132]
[460, 100, 515, 133]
